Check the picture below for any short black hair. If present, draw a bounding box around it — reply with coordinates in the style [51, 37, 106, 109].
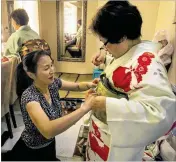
[90, 1, 143, 43]
[10, 8, 29, 26]
[77, 19, 82, 25]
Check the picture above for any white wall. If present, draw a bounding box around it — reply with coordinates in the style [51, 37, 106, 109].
[131, 0, 160, 40]
[157, 1, 176, 85]
[14, 0, 40, 35]
[155, 1, 175, 44]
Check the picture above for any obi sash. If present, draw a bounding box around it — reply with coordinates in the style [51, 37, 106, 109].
[86, 73, 128, 161]
[93, 73, 128, 124]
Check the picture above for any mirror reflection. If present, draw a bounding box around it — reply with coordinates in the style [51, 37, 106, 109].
[56, 0, 87, 62]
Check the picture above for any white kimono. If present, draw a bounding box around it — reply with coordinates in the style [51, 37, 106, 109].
[86, 41, 176, 161]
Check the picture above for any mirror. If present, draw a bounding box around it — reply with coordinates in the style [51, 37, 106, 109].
[7, 1, 15, 35]
[56, 0, 87, 62]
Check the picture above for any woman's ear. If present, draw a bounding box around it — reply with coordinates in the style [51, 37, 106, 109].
[26, 72, 35, 80]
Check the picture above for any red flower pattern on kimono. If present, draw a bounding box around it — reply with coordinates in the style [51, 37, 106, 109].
[88, 120, 109, 161]
[92, 120, 102, 142]
[138, 52, 154, 66]
[112, 66, 132, 92]
[136, 65, 148, 75]
[112, 52, 155, 92]
[134, 71, 143, 83]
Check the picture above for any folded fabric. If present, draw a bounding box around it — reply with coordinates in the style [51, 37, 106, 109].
[153, 30, 174, 66]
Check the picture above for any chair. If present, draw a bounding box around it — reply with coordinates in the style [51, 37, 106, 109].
[9, 57, 20, 128]
[1, 60, 13, 138]
[67, 37, 82, 58]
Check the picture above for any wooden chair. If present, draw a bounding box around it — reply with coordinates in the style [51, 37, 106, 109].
[9, 57, 20, 128]
[1, 60, 13, 138]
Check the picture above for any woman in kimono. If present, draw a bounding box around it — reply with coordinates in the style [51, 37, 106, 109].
[4, 8, 39, 57]
[86, 1, 176, 161]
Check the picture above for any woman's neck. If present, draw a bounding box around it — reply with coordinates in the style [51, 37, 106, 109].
[34, 81, 49, 94]
[15, 25, 21, 31]
[128, 38, 141, 50]
[115, 38, 141, 59]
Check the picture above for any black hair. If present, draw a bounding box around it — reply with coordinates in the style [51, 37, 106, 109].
[90, 1, 143, 43]
[77, 19, 82, 25]
[16, 50, 52, 97]
[10, 8, 29, 26]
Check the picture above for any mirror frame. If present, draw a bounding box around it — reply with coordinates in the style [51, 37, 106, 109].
[7, 1, 14, 35]
[56, 0, 87, 62]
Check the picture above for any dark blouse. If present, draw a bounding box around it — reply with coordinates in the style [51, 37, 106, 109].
[20, 78, 62, 149]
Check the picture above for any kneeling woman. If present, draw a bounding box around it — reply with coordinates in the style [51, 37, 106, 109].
[4, 50, 97, 161]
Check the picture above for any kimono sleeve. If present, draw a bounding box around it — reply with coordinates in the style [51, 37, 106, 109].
[4, 33, 21, 57]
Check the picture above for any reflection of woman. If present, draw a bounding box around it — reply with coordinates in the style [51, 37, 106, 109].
[2, 41, 98, 160]
[86, 1, 176, 161]
[4, 9, 39, 57]
[65, 20, 82, 57]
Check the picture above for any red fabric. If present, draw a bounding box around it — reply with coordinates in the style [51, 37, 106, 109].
[113, 66, 132, 92]
[144, 152, 153, 158]
[112, 52, 155, 92]
[1, 57, 9, 62]
[89, 120, 109, 161]
[137, 52, 154, 66]
[136, 65, 148, 75]
[165, 121, 176, 135]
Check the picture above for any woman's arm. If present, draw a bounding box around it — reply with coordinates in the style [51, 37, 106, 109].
[26, 94, 95, 139]
[60, 78, 99, 91]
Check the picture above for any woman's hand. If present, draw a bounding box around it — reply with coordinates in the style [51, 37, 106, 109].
[81, 93, 98, 112]
[85, 89, 106, 111]
[92, 52, 106, 66]
[86, 78, 100, 89]
[85, 89, 96, 99]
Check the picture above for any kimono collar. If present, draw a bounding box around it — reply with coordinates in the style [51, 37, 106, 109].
[112, 41, 162, 65]
[17, 25, 31, 31]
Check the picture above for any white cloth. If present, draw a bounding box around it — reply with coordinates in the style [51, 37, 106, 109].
[105, 54, 114, 67]
[75, 26, 82, 48]
[76, 26, 82, 40]
[153, 30, 169, 42]
[87, 41, 176, 161]
[153, 30, 174, 66]
[1, 59, 13, 117]
[158, 43, 174, 65]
